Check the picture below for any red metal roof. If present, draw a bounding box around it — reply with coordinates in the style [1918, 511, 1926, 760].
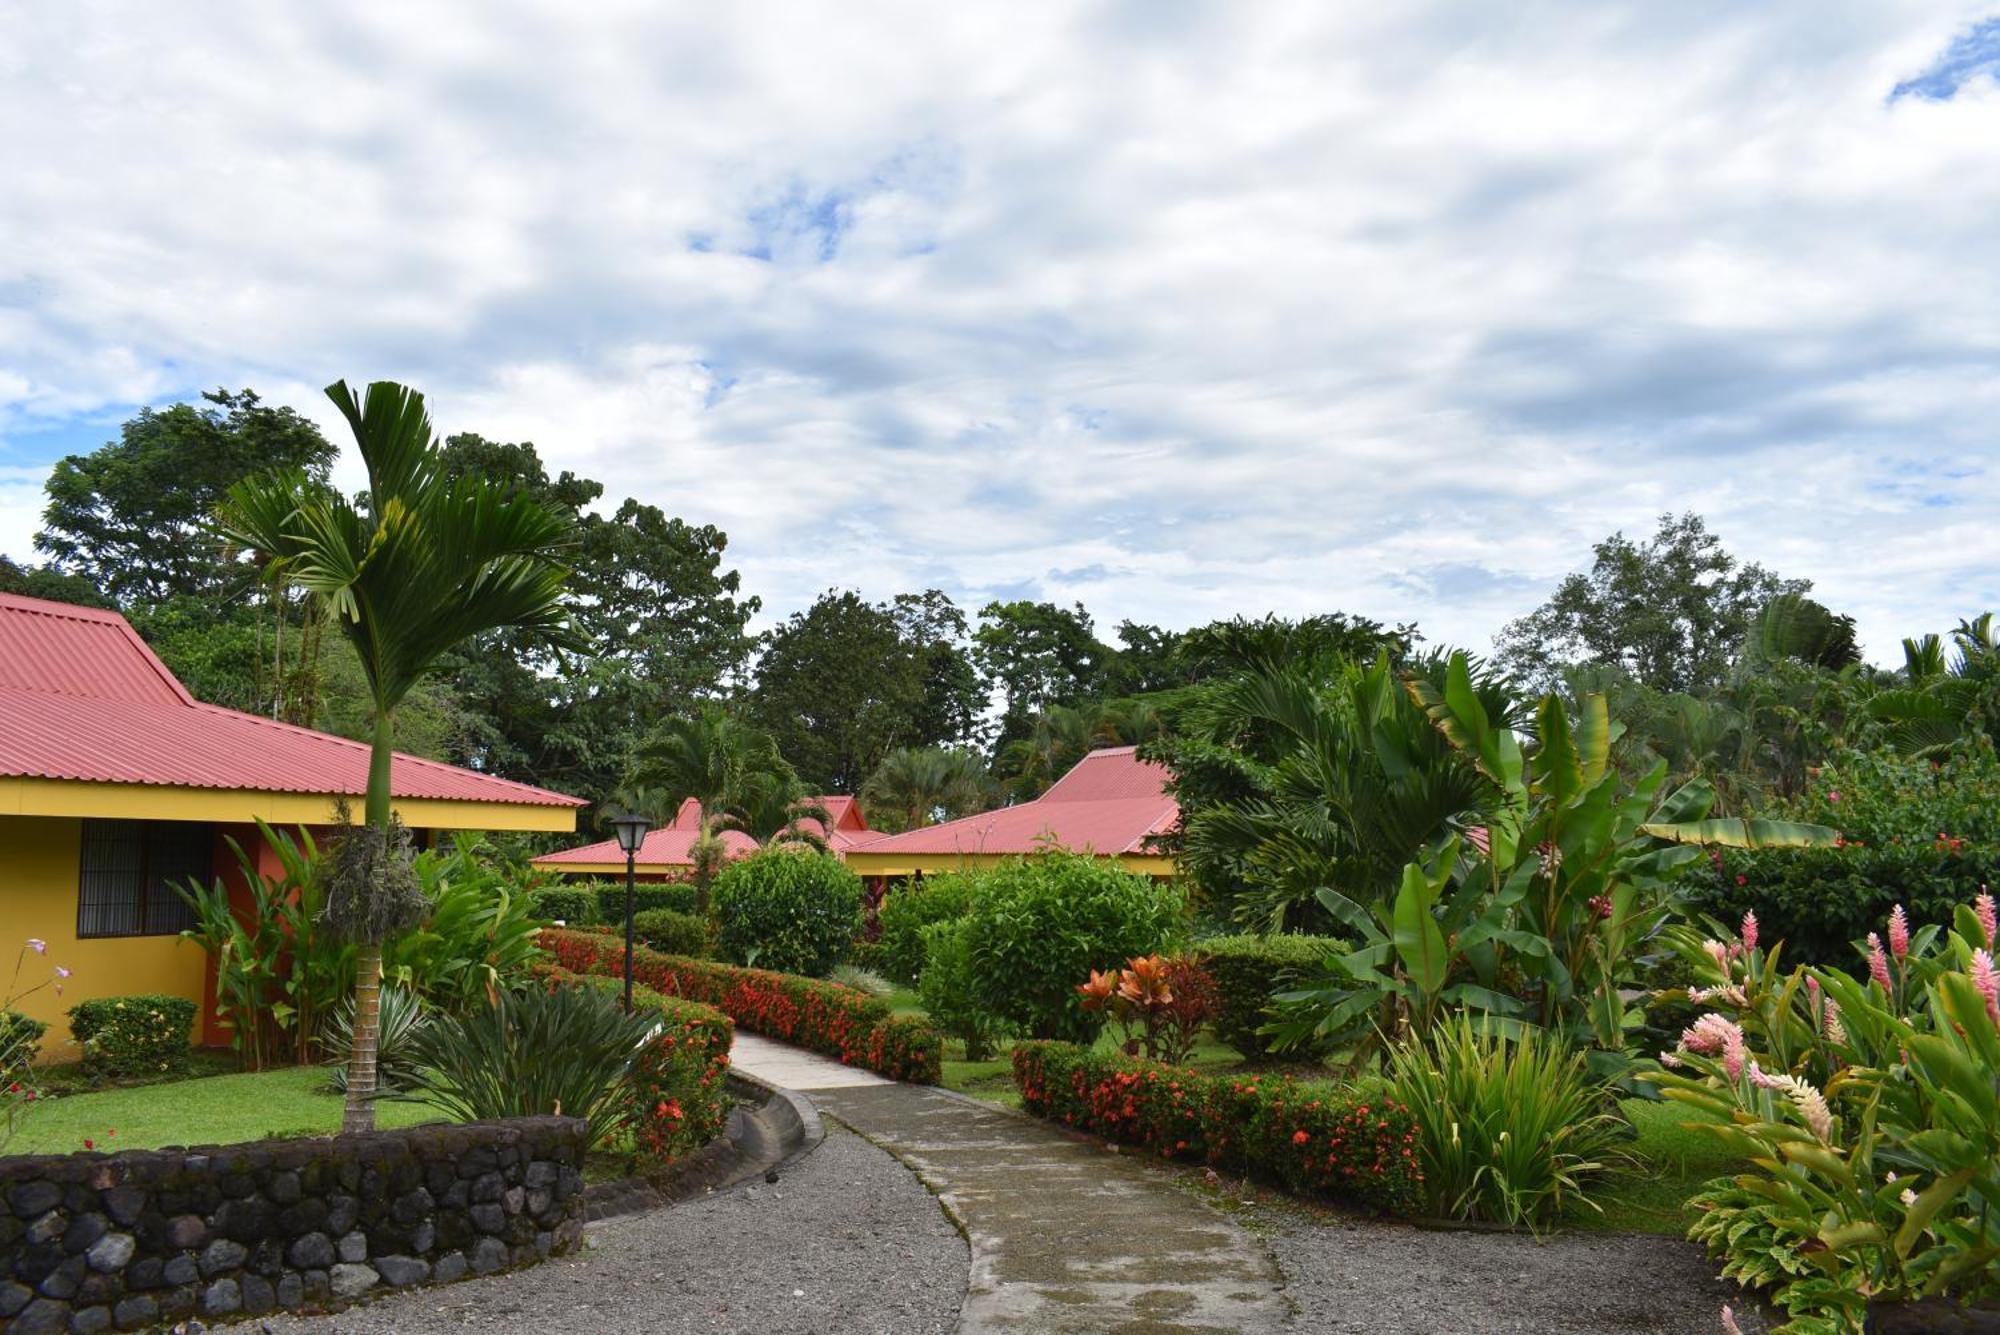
[0, 592, 581, 808]
[534, 792, 884, 869]
[852, 747, 1177, 859]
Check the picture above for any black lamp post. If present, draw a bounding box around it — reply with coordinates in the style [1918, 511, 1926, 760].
[609, 810, 652, 1012]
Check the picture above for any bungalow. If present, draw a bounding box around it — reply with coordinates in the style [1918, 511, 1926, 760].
[530, 793, 883, 879]
[842, 746, 1178, 880]
[0, 592, 582, 1058]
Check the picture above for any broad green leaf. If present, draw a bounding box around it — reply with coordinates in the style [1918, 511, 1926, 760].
[1893, 1166, 1974, 1258]
[1391, 861, 1450, 995]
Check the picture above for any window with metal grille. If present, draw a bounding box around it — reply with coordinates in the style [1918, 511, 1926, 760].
[76, 819, 211, 938]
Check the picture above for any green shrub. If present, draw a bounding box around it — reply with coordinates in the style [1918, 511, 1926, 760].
[1386, 1014, 1624, 1230]
[527, 885, 598, 925]
[712, 849, 863, 978]
[67, 994, 196, 1079]
[400, 982, 657, 1146]
[1196, 934, 1344, 1060]
[563, 973, 733, 1164]
[1012, 1041, 1420, 1213]
[876, 873, 979, 985]
[961, 853, 1187, 1043]
[631, 908, 712, 958]
[917, 920, 1010, 1061]
[546, 927, 942, 1083]
[1, 1009, 48, 1071]
[593, 880, 699, 922]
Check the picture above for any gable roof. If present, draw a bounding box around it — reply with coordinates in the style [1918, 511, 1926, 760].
[534, 792, 884, 870]
[0, 591, 582, 816]
[849, 746, 1177, 860]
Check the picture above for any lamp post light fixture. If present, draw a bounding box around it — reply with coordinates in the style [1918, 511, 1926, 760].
[609, 810, 652, 1012]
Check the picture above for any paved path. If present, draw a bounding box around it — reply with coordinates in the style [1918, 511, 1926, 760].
[730, 1035, 1289, 1334]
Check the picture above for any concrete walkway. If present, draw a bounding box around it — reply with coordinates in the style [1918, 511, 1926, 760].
[730, 1035, 1289, 1334]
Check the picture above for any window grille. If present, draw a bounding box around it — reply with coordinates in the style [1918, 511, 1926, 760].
[76, 818, 210, 938]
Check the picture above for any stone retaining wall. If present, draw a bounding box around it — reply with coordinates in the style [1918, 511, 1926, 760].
[0, 1115, 588, 1333]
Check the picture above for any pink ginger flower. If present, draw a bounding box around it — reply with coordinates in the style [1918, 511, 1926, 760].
[1689, 984, 1748, 1007]
[1900, 1187, 1919, 1208]
[1971, 949, 2000, 1027]
[1702, 939, 1731, 972]
[1681, 1013, 1749, 1080]
[1867, 933, 1893, 992]
[1749, 1063, 1833, 1141]
[1740, 911, 1759, 952]
[1888, 904, 1911, 961]
[1822, 995, 1846, 1045]
[1977, 888, 1996, 947]
[1720, 1306, 1746, 1335]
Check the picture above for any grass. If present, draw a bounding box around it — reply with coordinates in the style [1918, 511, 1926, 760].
[1580, 1096, 1741, 1235]
[9, 1065, 443, 1155]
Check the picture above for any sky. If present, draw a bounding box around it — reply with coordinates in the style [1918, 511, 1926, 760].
[2, 2, 1998, 663]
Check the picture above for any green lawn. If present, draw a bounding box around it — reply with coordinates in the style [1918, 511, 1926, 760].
[10, 1066, 443, 1155]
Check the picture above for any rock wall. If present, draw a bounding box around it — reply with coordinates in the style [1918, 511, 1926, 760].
[0, 1115, 588, 1333]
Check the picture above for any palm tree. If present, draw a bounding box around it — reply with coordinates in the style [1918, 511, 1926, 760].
[215, 380, 576, 1133]
[627, 705, 803, 906]
[860, 747, 994, 832]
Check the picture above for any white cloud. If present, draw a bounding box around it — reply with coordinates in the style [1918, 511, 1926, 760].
[1, 0, 1997, 659]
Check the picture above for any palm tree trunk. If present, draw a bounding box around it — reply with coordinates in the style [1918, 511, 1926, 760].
[341, 708, 397, 1135]
[340, 942, 383, 1134]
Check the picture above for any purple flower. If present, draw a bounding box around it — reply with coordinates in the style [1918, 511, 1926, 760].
[25, 938, 46, 954]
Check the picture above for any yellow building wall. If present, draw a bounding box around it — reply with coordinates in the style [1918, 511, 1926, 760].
[0, 815, 211, 1062]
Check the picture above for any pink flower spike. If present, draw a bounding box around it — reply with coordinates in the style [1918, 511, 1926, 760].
[1977, 889, 1997, 947]
[1889, 905, 1910, 961]
[1740, 912, 1759, 952]
[1868, 933, 1893, 992]
[1971, 949, 2000, 1027]
[1721, 1305, 1745, 1335]
[1822, 996, 1846, 1045]
[25, 938, 46, 954]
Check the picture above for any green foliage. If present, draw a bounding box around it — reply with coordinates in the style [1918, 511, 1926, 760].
[1387, 1014, 1625, 1230]
[400, 982, 655, 1146]
[592, 880, 700, 920]
[527, 885, 599, 925]
[861, 746, 994, 834]
[1495, 511, 1810, 695]
[1012, 1041, 1422, 1213]
[916, 919, 1010, 1061]
[875, 873, 980, 985]
[37, 388, 336, 606]
[1195, 934, 1344, 1061]
[973, 599, 1112, 748]
[712, 848, 864, 977]
[997, 697, 1167, 800]
[0, 1010, 47, 1070]
[560, 972, 734, 1165]
[631, 908, 712, 958]
[320, 986, 428, 1093]
[1687, 745, 2000, 967]
[67, 994, 196, 1080]
[381, 839, 549, 1011]
[959, 852, 1187, 1042]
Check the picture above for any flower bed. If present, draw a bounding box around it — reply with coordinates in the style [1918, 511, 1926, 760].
[544, 928, 942, 1083]
[1011, 1041, 1421, 1214]
[547, 969, 733, 1165]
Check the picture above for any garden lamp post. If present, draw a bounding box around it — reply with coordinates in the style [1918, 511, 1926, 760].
[609, 811, 651, 1012]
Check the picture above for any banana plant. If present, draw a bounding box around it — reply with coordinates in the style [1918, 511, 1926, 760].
[1270, 653, 1834, 1074]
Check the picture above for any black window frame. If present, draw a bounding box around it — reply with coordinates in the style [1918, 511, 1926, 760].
[75, 818, 212, 939]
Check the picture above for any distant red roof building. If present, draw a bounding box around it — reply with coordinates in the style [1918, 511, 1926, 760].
[843, 746, 1178, 878]
[532, 792, 885, 876]
[0, 592, 581, 824]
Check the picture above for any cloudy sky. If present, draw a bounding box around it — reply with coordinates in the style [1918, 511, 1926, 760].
[3, 2, 1997, 661]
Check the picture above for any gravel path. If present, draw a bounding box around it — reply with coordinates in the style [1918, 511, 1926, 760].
[260, 1125, 967, 1334]
[1265, 1213, 1750, 1334]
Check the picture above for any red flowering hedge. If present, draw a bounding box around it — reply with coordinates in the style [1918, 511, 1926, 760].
[1011, 1041, 1422, 1214]
[545, 927, 943, 1084]
[541, 967, 733, 1166]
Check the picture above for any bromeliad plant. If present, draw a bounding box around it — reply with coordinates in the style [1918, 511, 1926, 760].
[1648, 895, 2000, 1332]
[1270, 654, 1836, 1075]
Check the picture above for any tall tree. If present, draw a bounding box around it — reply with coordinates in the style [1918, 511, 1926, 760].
[972, 600, 1110, 744]
[0, 554, 112, 608]
[891, 590, 988, 750]
[749, 590, 926, 793]
[1495, 512, 1807, 694]
[38, 389, 335, 605]
[627, 706, 807, 904]
[216, 379, 577, 1133]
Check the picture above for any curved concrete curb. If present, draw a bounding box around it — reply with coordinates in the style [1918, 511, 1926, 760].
[582, 1070, 826, 1223]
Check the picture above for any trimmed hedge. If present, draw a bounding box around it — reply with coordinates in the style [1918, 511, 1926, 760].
[875, 873, 979, 985]
[1194, 934, 1345, 1060]
[593, 880, 700, 922]
[713, 848, 862, 977]
[545, 928, 942, 1083]
[558, 971, 733, 1165]
[1012, 1041, 1421, 1214]
[67, 993, 195, 1079]
[527, 885, 599, 926]
[631, 908, 712, 958]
